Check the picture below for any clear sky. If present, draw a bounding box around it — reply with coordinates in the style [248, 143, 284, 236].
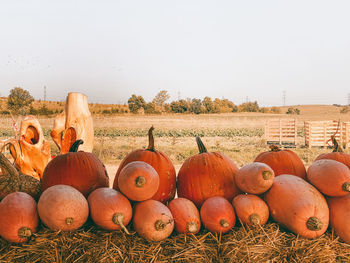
[0, 0, 349, 106]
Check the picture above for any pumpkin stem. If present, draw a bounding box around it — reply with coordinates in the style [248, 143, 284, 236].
[342, 182, 350, 192]
[186, 222, 199, 233]
[0, 153, 20, 185]
[65, 217, 74, 225]
[262, 170, 273, 180]
[306, 217, 323, 231]
[220, 219, 229, 228]
[112, 213, 130, 235]
[331, 136, 343, 153]
[135, 176, 146, 187]
[155, 220, 167, 231]
[196, 136, 207, 154]
[147, 126, 155, 151]
[18, 227, 32, 238]
[269, 145, 281, 152]
[69, 140, 84, 153]
[249, 214, 261, 225]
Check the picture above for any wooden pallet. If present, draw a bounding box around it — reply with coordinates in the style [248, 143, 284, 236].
[304, 120, 342, 148]
[265, 119, 297, 147]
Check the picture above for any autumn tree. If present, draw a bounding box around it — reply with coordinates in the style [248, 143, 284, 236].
[7, 87, 34, 115]
[128, 94, 146, 113]
[152, 90, 170, 108]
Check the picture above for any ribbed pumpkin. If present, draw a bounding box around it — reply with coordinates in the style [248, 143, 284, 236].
[177, 137, 240, 207]
[234, 162, 274, 194]
[315, 137, 350, 169]
[118, 161, 159, 201]
[307, 159, 350, 197]
[327, 194, 350, 244]
[168, 198, 201, 234]
[200, 196, 235, 233]
[113, 127, 176, 203]
[88, 188, 132, 232]
[232, 194, 269, 226]
[38, 185, 89, 231]
[265, 174, 329, 238]
[133, 199, 174, 241]
[42, 140, 109, 197]
[0, 192, 38, 243]
[254, 145, 306, 180]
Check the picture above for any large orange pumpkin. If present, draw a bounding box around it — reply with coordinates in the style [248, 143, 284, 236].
[177, 137, 240, 207]
[41, 140, 109, 197]
[265, 174, 329, 238]
[113, 127, 176, 203]
[254, 145, 307, 180]
[315, 137, 350, 169]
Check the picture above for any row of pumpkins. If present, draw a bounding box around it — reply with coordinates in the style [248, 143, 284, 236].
[1, 127, 350, 244]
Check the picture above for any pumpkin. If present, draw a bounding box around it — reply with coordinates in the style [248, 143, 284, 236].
[0, 192, 38, 243]
[113, 126, 176, 203]
[118, 161, 159, 201]
[200, 196, 235, 233]
[307, 159, 350, 197]
[315, 137, 350, 169]
[327, 194, 350, 244]
[177, 137, 240, 207]
[133, 199, 174, 241]
[234, 162, 274, 194]
[232, 194, 269, 226]
[0, 153, 41, 201]
[254, 145, 306, 180]
[38, 184, 89, 231]
[264, 174, 329, 238]
[168, 198, 201, 234]
[88, 188, 132, 233]
[41, 140, 109, 197]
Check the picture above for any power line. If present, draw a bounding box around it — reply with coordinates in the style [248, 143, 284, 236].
[347, 93, 350, 105]
[283, 91, 286, 106]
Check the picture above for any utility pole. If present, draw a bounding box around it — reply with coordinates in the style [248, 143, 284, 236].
[44, 86, 47, 101]
[348, 93, 350, 105]
[283, 90, 286, 106]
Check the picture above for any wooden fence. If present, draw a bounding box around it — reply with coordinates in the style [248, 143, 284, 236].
[304, 120, 344, 148]
[265, 119, 297, 147]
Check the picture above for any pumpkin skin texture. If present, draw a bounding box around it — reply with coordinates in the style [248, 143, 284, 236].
[133, 199, 174, 241]
[118, 161, 160, 201]
[232, 194, 269, 226]
[42, 140, 109, 197]
[254, 145, 306, 180]
[200, 196, 235, 233]
[38, 185, 89, 231]
[327, 194, 350, 244]
[234, 162, 274, 194]
[307, 159, 350, 197]
[264, 174, 329, 238]
[168, 198, 201, 234]
[0, 192, 38, 243]
[113, 127, 176, 203]
[177, 137, 240, 207]
[88, 188, 132, 232]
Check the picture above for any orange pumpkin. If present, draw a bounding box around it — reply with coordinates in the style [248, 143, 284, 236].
[168, 198, 201, 234]
[113, 127, 176, 203]
[234, 162, 274, 194]
[232, 194, 269, 226]
[87, 188, 132, 232]
[265, 174, 329, 238]
[38, 185, 89, 231]
[0, 192, 38, 243]
[200, 196, 235, 233]
[315, 137, 350, 169]
[118, 161, 159, 201]
[177, 137, 240, 207]
[254, 145, 306, 180]
[307, 159, 350, 197]
[133, 199, 174, 241]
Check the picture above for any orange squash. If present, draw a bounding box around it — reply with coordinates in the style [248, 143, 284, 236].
[254, 145, 306, 180]
[232, 194, 269, 226]
[200, 196, 235, 233]
[234, 162, 274, 194]
[133, 199, 174, 241]
[38, 185, 89, 231]
[118, 161, 159, 201]
[307, 159, 350, 197]
[265, 174, 329, 238]
[0, 192, 38, 243]
[168, 198, 201, 234]
[87, 188, 132, 232]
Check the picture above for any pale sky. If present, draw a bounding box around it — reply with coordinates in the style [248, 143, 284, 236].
[0, 0, 349, 106]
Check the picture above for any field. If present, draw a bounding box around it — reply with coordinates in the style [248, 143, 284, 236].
[1, 106, 350, 262]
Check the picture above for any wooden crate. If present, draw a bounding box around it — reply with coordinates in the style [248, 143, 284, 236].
[265, 119, 297, 147]
[342, 122, 350, 149]
[304, 120, 342, 148]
